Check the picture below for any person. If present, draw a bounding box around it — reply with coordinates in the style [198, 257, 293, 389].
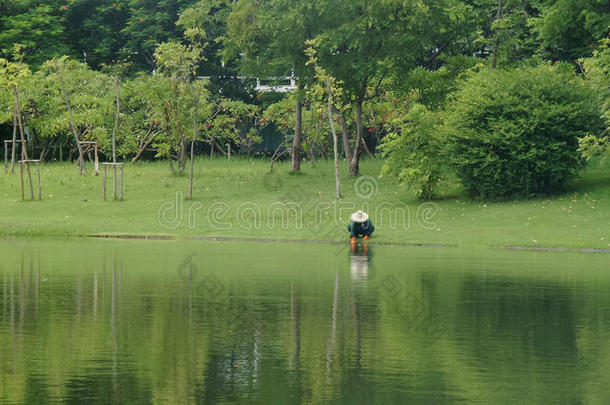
[347, 210, 374, 242]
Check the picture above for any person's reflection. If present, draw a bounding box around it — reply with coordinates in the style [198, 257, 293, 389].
[350, 243, 372, 281]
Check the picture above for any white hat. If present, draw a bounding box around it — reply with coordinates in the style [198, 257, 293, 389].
[350, 210, 369, 222]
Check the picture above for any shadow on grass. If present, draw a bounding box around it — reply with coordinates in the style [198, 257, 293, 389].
[565, 169, 610, 194]
[424, 166, 610, 204]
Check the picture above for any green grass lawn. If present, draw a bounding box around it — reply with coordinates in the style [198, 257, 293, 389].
[1, 157, 609, 249]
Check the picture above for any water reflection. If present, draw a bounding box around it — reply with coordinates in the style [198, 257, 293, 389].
[1, 240, 610, 404]
[350, 243, 372, 281]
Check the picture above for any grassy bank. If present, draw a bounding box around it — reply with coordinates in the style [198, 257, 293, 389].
[1, 158, 609, 249]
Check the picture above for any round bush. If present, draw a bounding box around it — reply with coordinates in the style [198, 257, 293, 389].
[444, 64, 604, 198]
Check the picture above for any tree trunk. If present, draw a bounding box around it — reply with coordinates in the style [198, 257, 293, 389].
[131, 148, 146, 163]
[214, 141, 228, 156]
[326, 80, 341, 199]
[361, 135, 374, 158]
[178, 136, 186, 174]
[171, 85, 186, 175]
[291, 85, 304, 171]
[311, 122, 322, 159]
[349, 102, 364, 177]
[131, 125, 157, 163]
[269, 141, 287, 173]
[14, 89, 35, 199]
[13, 90, 29, 161]
[304, 139, 316, 166]
[491, 0, 503, 69]
[40, 141, 49, 162]
[169, 158, 175, 174]
[58, 70, 87, 175]
[111, 77, 120, 163]
[188, 85, 200, 201]
[339, 111, 353, 163]
[305, 108, 317, 166]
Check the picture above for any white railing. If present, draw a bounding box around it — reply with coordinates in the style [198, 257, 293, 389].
[196, 76, 297, 93]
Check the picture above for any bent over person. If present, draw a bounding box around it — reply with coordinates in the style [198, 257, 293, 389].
[348, 210, 374, 242]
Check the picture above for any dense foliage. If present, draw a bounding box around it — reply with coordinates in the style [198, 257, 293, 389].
[1, 0, 609, 199]
[380, 105, 445, 200]
[445, 65, 604, 198]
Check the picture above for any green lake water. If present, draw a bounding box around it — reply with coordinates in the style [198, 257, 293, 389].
[1, 238, 609, 404]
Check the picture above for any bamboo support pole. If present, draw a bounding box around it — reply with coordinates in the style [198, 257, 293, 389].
[4, 140, 25, 174]
[103, 165, 107, 200]
[26, 162, 34, 199]
[119, 165, 124, 200]
[102, 162, 124, 201]
[94, 144, 99, 175]
[36, 162, 41, 200]
[18, 160, 41, 200]
[19, 161, 24, 200]
[10, 114, 17, 173]
[79, 141, 99, 176]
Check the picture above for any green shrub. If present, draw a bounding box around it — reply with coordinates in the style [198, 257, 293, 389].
[580, 40, 610, 163]
[380, 104, 445, 200]
[444, 64, 604, 198]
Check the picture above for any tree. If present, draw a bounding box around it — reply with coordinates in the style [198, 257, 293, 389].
[154, 41, 260, 198]
[35, 57, 110, 174]
[224, 0, 323, 171]
[463, 0, 542, 69]
[64, 0, 131, 69]
[444, 64, 604, 198]
[154, 41, 205, 199]
[316, 0, 462, 175]
[115, 75, 165, 162]
[178, 0, 255, 101]
[314, 0, 386, 176]
[580, 39, 610, 162]
[0, 54, 36, 196]
[306, 41, 342, 199]
[0, 1, 72, 67]
[204, 98, 261, 157]
[533, 0, 610, 61]
[262, 94, 331, 171]
[121, 0, 199, 69]
[380, 104, 446, 200]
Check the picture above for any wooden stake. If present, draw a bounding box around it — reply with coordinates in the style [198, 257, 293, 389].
[10, 113, 17, 173]
[26, 162, 34, 200]
[112, 77, 120, 164]
[36, 162, 41, 200]
[103, 164, 107, 200]
[58, 65, 87, 175]
[94, 144, 99, 176]
[19, 161, 24, 200]
[4, 140, 25, 174]
[119, 165, 124, 201]
[227, 143, 231, 160]
[102, 162, 124, 201]
[18, 160, 41, 200]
